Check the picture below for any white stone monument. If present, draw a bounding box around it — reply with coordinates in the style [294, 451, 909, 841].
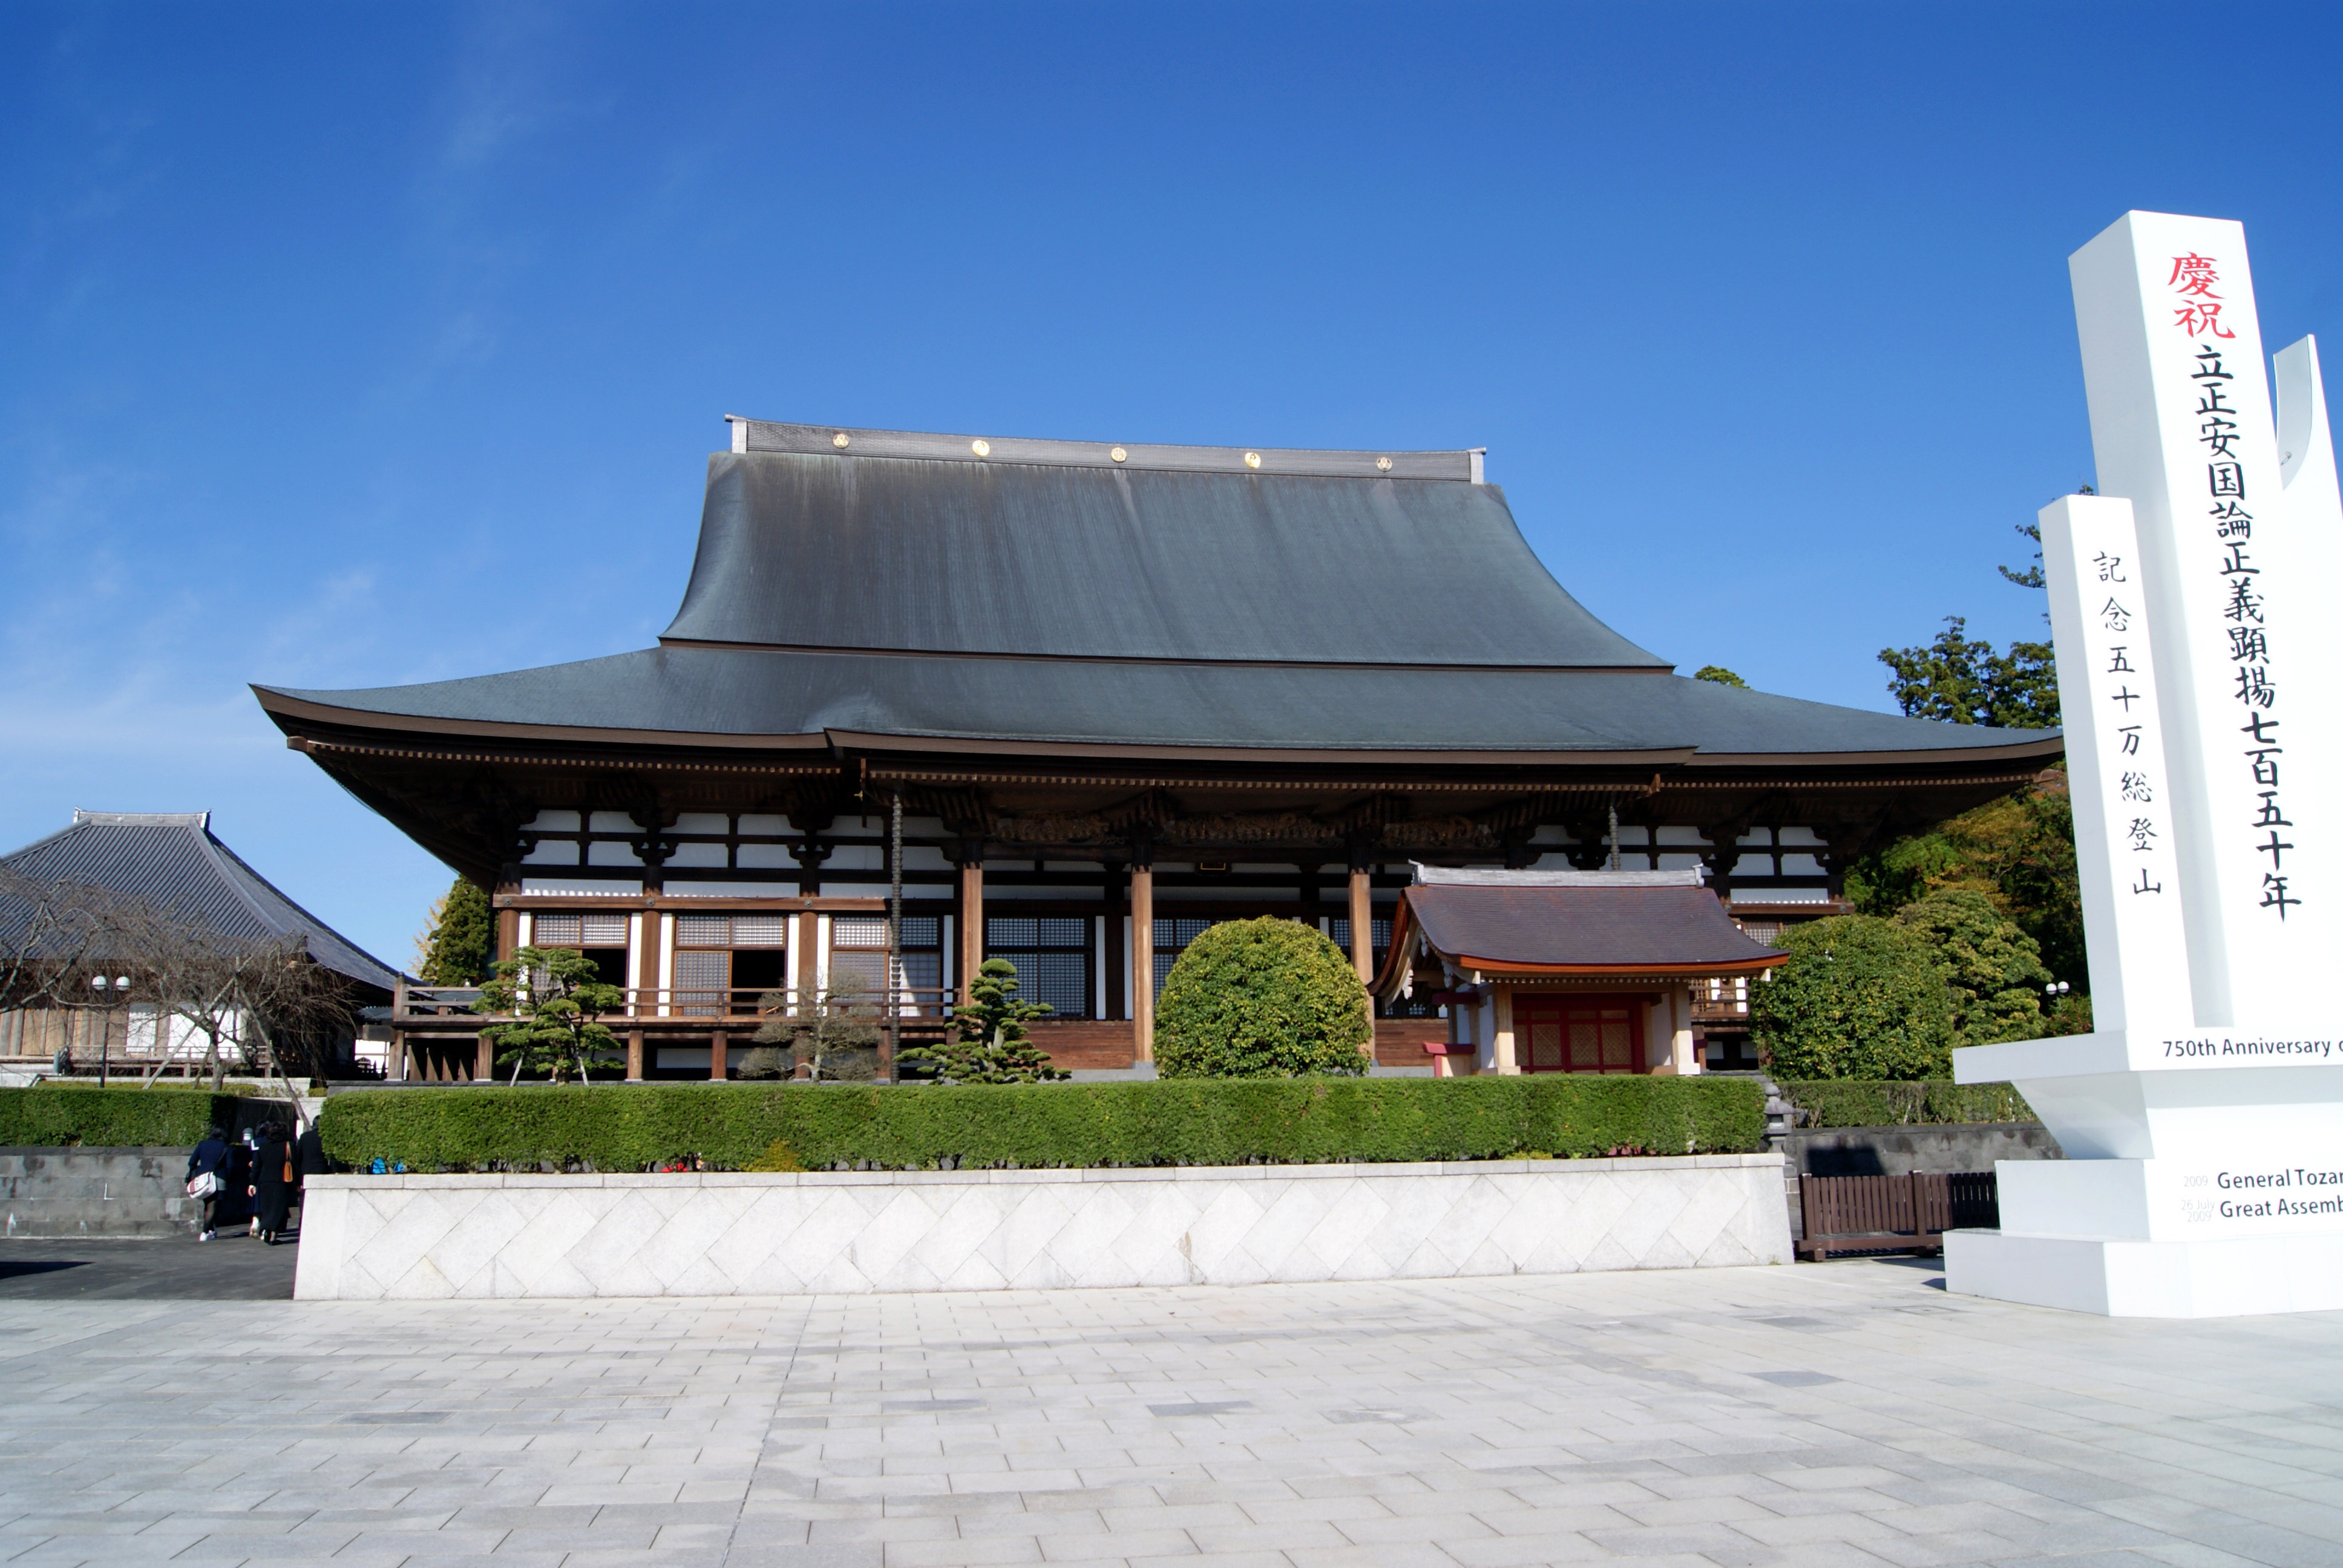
[1945, 211, 2343, 1318]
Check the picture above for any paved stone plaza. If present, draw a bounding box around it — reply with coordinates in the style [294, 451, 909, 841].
[0, 1256, 2339, 1568]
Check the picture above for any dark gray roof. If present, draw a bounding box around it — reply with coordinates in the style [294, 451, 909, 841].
[260, 644, 2053, 760]
[666, 448, 1666, 668]
[1, 812, 401, 993]
[1396, 878, 1787, 973]
[254, 421, 2060, 763]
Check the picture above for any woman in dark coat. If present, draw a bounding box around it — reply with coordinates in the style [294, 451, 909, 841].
[186, 1126, 230, 1241]
[251, 1123, 295, 1244]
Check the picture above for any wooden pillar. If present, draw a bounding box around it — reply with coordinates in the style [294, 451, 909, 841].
[795, 907, 819, 1005]
[1130, 863, 1155, 1062]
[475, 1033, 494, 1081]
[710, 1029, 728, 1082]
[1493, 987, 1518, 1076]
[496, 904, 519, 964]
[1347, 866, 1374, 987]
[958, 858, 985, 1007]
[626, 1030, 644, 1082]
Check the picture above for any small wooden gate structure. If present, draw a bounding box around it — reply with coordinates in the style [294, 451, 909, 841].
[1797, 1171, 2000, 1261]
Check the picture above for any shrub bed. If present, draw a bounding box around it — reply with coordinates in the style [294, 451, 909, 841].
[0, 1085, 263, 1147]
[1776, 1079, 2035, 1128]
[318, 1075, 1765, 1173]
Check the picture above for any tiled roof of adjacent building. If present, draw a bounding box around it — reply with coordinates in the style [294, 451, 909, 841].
[1, 811, 400, 993]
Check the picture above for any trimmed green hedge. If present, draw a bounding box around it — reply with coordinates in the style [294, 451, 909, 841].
[318, 1076, 1766, 1173]
[0, 1085, 263, 1148]
[1776, 1079, 2036, 1129]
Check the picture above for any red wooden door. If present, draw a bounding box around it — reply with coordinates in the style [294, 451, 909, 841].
[1515, 995, 1644, 1074]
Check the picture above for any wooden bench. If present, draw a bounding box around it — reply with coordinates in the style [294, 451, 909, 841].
[1796, 1171, 1999, 1261]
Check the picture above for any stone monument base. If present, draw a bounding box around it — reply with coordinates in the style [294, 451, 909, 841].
[1947, 1226, 2343, 1318]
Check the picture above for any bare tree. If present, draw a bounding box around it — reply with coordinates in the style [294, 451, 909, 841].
[753, 973, 881, 1082]
[0, 869, 123, 1014]
[103, 900, 356, 1119]
[0, 873, 356, 1125]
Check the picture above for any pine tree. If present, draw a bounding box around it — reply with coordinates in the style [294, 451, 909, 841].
[898, 958, 1069, 1084]
[416, 877, 495, 984]
[476, 946, 624, 1083]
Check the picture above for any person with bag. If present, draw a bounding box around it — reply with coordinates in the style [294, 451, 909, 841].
[251, 1122, 295, 1246]
[185, 1126, 230, 1241]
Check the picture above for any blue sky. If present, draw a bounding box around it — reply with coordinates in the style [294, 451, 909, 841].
[4, 2, 2339, 970]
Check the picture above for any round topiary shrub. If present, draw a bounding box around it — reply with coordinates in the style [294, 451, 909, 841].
[1749, 913, 1955, 1080]
[1153, 916, 1371, 1079]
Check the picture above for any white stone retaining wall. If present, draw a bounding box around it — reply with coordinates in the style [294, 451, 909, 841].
[293, 1154, 1790, 1300]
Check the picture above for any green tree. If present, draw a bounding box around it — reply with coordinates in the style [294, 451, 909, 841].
[1846, 773, 2084, 990]
[1748, 915, 1956, 1080]
[1693, 665, 1748, 687]
[1878, 616, 2059, 729]
[476, 946, 624, 1084]
[1155, 917, 1369, 1079]
[1997, 520, 2047, 589]
[1893, 889, 2051, 1045]
[415, 877, 494, 984]
[897, 958, 1068, 1084]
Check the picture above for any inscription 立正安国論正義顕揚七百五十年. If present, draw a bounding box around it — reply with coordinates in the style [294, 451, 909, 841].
[2167, 251, 2302, 921]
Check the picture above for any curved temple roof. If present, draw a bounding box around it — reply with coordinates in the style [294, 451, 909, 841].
[254, 420, 2061, 766]
[667, 442, 1665, 669]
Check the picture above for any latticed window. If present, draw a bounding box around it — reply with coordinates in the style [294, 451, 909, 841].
[897, 916, 942, 995]
[669, 913, 790, 1016]
[830, 916, 888, 995]
[672, 949, 730, 1018]
[533, 912, 628, 947]
[822, 916, 942, 999]
[989, 916, 1091, 1019]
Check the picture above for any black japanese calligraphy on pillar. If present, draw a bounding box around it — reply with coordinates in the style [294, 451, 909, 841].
[2172, 252, 2299, 918]
[2098, 575, 2164, 897]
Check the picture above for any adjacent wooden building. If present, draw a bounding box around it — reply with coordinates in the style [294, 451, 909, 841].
[254, 419, 2060, 1079]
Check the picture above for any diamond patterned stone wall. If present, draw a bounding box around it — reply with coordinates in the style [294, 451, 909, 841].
[293, 1155, 1792, 1300]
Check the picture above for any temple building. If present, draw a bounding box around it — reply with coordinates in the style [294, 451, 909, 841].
[0, 811, 398, 1073]
[254, 419, 2060, 1080]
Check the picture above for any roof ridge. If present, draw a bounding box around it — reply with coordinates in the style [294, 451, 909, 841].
[193, 825, 405, 987]
[724, 417, 1486, 482]
[73, 809, 209, 828]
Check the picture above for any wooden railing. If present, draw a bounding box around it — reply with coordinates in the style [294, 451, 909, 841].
[1691, 978, 1754, 1025]
[395, 985, 957, 1028]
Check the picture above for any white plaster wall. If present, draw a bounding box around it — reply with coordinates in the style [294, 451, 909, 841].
[295, 1155, 1790, 1301]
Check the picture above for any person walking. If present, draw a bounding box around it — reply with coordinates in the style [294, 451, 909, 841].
[251, 1122, 295, 1245]
[235, 1126, 260, 1236]
[292, 1119, 327, 1238]
[185, 1126, 229, 1241]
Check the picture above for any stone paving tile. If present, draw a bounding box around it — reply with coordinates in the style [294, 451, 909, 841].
[0, 1262, 2340, 1567]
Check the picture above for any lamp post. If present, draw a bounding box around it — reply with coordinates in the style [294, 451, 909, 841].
[88, 974, 128, 1086]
